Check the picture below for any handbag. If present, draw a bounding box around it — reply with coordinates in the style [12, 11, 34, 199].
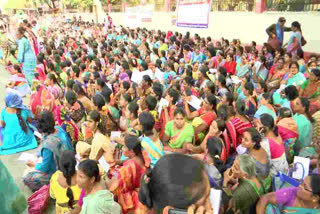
[27, 184, 50, 214]
[268, 37, 280, 50]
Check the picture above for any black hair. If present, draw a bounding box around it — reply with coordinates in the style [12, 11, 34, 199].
[16, 109, 28, 133]
[142, 75, 153, 86]
[128, 102, 139, 118]
[125, 135, 143, 161]
[261, 93, 273, 105]
[141, 61, 149, 71]
[80, 63, 86, 71]
[145, 95, 157, 111]
[244, 81, 254, 95]
[235, 100, 252, 124]
[67, 79, 75, 90]
[279, 107, 292, 118]
[217, 105, 228, 121]
[37, 110, 55, 134]
[218, 75, 227, 87]
[101, 86, 112, 103]
[259, 80, 268, 93]
[66, 90, 77, 105]
[289, 61, 300, 70]
[184, 76, 195, 87]
[207, 137, 227, 173]
[311, 68, 320, 77]
[284, 85, 299, 101]
[223, 91, 233, 106]
[78, 159, 101, 182]
[300, 97, 313, 121]
[260, 113, 278, 136]
[310, 174, 320, 196]
[152, 83, 163, 101]
[122, 93, 132, 103]
[96, 78, 106, 89]
[206, 81, 216, 94]
[73, 83, 86, 97]
[139, 112, 155, 136]
[47, 61, 55, 71]
[206, 94, 217, 110]
[291, 21, 301, 31]
[122, 81, 130, 91]
[139, 153, 207, 210]
[168, 89, 180, 105]
[245, 128, 262, 150]
[93, 94, 105, 110]
[88, 110, 106, 134]
[59, 151, 77, 209]
[13, 64, 22, 73]
[174, 107, 186, 117]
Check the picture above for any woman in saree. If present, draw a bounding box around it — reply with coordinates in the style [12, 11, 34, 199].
[6, 64, 30, 97]
[292, 97, 314, 157]
[188, 119, 230, 163]
[0, 159, 27, 214]
[223, 154, 265, 214]
[241, 128, 270, 181]
[46, 73, 63, 100]
[253, 56, 269, 82]
[231, 100, 253, 147]
[236, 53, 250, 78]
[76, 160, 122, 214]
[280, 61, 306, 87]
[267, 57, 288, 91]
[243, 81, 257, 117]
[23, 111, 73, 192]
[300, 68, 320, 114]
[273, 85, 299, 111]
[24, 23, 39, 57]
[286, 21, 303, 56]
[257, 174, 320, 214]
[76, 110, 115, 166]
[163, 107, 194, 153]
[56, 91, 85, 146]
[277, 107, 299, 163]
[16, 27, 36, 86]
[258, 114, 289, 176]
[139, 112, 164, 168]
[107, 135, 147, 214]
[183, 93, 217, 144]
[29, 82, 56, 119]
[254, 93, 276, 121]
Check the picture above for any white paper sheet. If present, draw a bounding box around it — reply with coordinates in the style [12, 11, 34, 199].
[158, 98, 169, 115]
[34, 131, 43, 140]
[131, 71, 142, 84]
[154, 68, 164, 81]
[116, 63, 121, 74]
[110, 131, 121, 145]
[292, 156, 310, 180]
[187, 95, 202, 110]
[210, 188, 222, 214]
[106, 83, 113, 92]
[18, 153, 36, 162]
[99, 156, 110, 173]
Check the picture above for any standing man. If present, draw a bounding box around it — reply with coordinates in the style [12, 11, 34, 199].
[266, 17, 291, 50]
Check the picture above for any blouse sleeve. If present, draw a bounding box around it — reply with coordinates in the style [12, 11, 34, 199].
[275, 187, 298, 207]
[35, 148, 55, 173]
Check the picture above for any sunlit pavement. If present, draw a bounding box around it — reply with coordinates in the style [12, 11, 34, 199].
[0, 64, 55, 214]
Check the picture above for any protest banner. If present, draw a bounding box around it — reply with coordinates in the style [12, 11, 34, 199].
[176, 0, 211, 28]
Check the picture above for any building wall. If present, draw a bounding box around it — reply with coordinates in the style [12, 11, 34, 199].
[67, 11, 320, 52]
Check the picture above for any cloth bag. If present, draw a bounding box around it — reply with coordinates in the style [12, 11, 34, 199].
[27, 184, 50, 214]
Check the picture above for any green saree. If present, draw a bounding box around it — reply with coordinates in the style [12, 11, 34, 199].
[0, 160, 27, 214]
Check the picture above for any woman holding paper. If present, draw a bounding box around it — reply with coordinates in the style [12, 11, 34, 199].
[23, 111, 73, 192]
[0, 92, 37, 155]
[257, 174, 320, 214]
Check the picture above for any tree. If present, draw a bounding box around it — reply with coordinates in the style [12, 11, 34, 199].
[33, 0, 57, 8]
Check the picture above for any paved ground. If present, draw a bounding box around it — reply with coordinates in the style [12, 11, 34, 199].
[0, 64, 55, 214]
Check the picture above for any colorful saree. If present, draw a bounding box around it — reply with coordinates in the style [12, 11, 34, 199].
[266, 205, 320, 214]
[286, 72, 306, 87]
[113, 159, 147, 214]
[141, 136, 164, 168]
[30, 85, 56, 119]
[254, 104, 276, 120]
[231, 117, 252, 147]
[277, 117, 299, 162]
[293, 114, 314, 157]
[164, 121, 194, 149]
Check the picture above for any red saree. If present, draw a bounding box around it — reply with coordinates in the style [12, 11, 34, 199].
[30, 85, 56, 119]
[113, 159, 147, 214]
[231, 117, 252, 147]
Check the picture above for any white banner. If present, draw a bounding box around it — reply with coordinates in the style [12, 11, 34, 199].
[124, 4, 154, 27]
[176, 0, 211, 28]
